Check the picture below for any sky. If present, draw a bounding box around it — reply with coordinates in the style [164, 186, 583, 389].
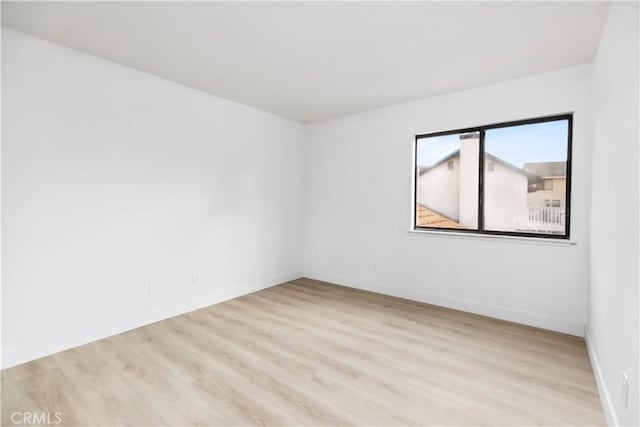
[417, 120, 569, 168]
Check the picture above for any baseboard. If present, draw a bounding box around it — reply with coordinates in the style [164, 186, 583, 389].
[1, 275, 301, 370]
[303, 273, 585, 337]
[585, 328, 618, 427]
[5, 272, 586, 369]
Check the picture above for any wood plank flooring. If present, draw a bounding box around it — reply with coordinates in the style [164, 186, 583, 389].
[1, 278, 605, 426]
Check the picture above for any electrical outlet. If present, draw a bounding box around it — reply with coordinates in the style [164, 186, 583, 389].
[622, 372, 629, 409]
[192, 273, 199, 286]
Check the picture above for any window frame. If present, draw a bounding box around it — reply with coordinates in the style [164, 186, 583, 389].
[413, 113, 573, 240]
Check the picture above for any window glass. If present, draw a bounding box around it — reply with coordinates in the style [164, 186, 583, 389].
[414, 115, 571, 238]
[483, 120, 568, 235]
[415, 132, 479, 229]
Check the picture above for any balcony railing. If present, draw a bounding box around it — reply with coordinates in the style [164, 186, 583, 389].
[513, 207, 566, 234]
[528, 207, 565, 225]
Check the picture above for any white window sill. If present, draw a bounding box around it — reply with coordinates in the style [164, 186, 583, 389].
[407, 229, 577, 246]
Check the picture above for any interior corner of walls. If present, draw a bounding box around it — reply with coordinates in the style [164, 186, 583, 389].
[0, 275, 295, 370]
[585, 328, 618, 427]
[2, 28, 308, 370]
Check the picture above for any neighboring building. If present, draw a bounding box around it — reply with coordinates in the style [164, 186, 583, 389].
[417, 150, 462, 224]
[483, 155, 534, 232]
[417, 133, 532, 230]
[417, 135, 566, 233]
[524, 161, 567, 208]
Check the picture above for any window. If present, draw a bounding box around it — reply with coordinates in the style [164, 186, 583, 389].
[414, 114, 572, 239]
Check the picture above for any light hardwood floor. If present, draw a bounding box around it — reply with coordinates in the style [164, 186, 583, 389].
[2, 278, 605, 426]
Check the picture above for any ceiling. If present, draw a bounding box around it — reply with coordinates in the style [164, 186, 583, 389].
[2, 1, 609, 123]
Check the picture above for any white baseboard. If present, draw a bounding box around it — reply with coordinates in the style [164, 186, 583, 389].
[1, 275, 301, 370]
[585, 328, 618, 427]
[303, 273, 585, 337]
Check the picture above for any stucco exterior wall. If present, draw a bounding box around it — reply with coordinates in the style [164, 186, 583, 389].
[459, 137, 479, 227]
[417, 157, 460, 221]
[528, 177, 567, 208]
[483, 160, 529, 231]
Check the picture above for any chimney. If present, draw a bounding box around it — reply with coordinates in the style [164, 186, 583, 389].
[458, 132, 479, 227]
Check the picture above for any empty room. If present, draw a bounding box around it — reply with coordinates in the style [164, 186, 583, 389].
[1, 1, 638, 426]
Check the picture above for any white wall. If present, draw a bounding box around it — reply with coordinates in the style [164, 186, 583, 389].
[459, 136, 479, 227]
[417, 158, 460, 222]
[1, 28, 305, 368]
[588, 3, 639, 426]
[484, 161, 528, 232]
[304, 64, 592, 336]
